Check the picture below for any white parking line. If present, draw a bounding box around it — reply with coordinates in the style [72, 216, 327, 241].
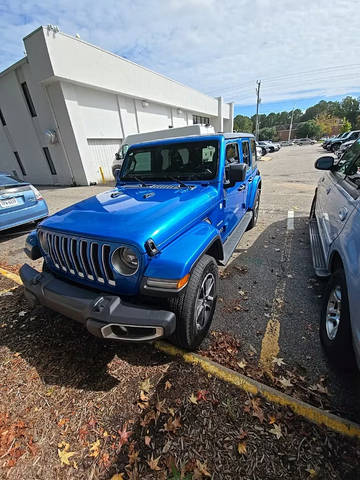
[287, 210, 294, 230]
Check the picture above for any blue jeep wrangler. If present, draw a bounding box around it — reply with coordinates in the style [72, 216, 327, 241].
[21, 130, 262, 350]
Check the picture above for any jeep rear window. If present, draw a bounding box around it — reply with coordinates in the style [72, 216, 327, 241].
[121, 141, 219, 181]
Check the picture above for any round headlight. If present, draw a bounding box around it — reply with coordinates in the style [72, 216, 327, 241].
[111, 247, 139, 276]
[38, 231, 49, 254]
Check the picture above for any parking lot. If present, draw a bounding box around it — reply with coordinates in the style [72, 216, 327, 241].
[1, 144, 360, 423]
[1, 144, 360, 478]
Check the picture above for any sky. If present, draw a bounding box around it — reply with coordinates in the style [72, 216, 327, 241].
[1, 0, 360, 116]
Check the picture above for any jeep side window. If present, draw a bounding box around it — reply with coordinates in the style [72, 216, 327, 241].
[242, 141, 250, 165]
[250, 139, 257, 163]
[225, 143, 239, 165]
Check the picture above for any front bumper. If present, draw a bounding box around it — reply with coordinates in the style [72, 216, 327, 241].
[20, 264, 176, 342]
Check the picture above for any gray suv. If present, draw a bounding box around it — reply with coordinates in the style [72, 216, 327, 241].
[310, 140, 360, 369]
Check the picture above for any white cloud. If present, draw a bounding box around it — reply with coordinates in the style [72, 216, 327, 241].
[1, 0, 360, 107]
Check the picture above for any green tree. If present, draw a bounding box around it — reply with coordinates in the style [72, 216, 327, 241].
[315, 113, 341, 137]
[338, 96, 360, 128]
[258, 127, 277, 141]
[340, 118, 352, 133]
[296, 120, 322, 139]
[233, 114, 253, 133]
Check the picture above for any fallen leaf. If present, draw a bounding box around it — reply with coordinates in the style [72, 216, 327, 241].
[272, 357, 285, 367]
[144, 435, 151, 446]
[269, 424, 282, 439]
[268, 415, 276, 425]
[89, 439, 100, 457]
[58, 443, 76, 466]
[165, 381, 172, 390]
[147, 455, 161, 471]
[237, 441, 247, 454]
[111, 474, 125, 480]
[306, 467, 317, 478]
[156, 399, 167, 413]
[73, 461, 78, 469]
[18, 311, 27, 317]
[118, 424, 132, 448]
[279, 377, 293, 388]
[309, 384, 329, 395]
[140, 378, 152, 393]
[57, 418, 70, 427]
[168, 408, 175, 417]
[237, 359, 247, 369]
[140, 390, 149, 402]
[128, 449, 139, 464]
[194, 460, 211, 477]
[164, 417, 181, 433]
[239, 290, 246, 296]
[140, 410, 156, 427]
[197, 390, 208, 402]
[189, 393, 198, 404]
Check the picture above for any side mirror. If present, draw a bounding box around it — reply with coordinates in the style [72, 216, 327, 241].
[114, 168, 121, 181]
[315, 156, 334, 170]
[226, 163, 247, 185]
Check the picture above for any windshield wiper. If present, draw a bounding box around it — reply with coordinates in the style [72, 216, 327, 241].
[120, 175, 149, 187]
[165, 175, 189, 188]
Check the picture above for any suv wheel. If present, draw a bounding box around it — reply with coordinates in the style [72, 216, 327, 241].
[319, 268, 355, 368]
[169, 254, 218, 350]
[247, 189, 261, 230]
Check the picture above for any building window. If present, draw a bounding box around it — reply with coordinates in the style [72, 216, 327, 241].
[193, 115, 210, 125]
[21, 82, 37, 117]
[0, 108, 6, 126]
[43, 147, 57, 175]
[14, 151, 26, 175]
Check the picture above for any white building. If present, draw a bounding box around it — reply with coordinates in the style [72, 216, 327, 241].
[0, 26, 234, 186]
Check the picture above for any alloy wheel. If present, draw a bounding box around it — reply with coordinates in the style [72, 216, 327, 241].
[195, 273, 215, 332]
[326, 285, 342, 341]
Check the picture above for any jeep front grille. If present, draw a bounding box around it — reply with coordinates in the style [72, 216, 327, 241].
[44, 232, 115, 286]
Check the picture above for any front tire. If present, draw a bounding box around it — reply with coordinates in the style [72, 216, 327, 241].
[319, 268, 355, 368]
[169, 255, 218, 350]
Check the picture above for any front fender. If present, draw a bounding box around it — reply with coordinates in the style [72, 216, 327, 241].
[247, 173, 262, 209]
[144, 221, 222, 280]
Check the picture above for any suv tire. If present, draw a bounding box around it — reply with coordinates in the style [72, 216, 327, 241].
[169, 254, 218, 350]
[319, 268, 355, 368]
[247, 189, 261, 230]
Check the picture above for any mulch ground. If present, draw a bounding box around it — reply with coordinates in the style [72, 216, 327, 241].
[1, 277, 360, 479]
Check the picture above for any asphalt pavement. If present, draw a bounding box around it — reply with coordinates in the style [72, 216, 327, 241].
[1, 144, 360, 422]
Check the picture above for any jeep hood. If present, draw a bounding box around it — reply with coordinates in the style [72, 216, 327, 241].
[41, 185, 219, 252]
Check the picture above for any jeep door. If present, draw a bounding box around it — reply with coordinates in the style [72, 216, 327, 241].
[223, 142, 245, 238]
[317, 142, 360, 254]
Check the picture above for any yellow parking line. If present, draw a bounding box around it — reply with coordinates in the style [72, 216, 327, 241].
[0, 267, 22, 285]
[155, 341, 360, 439]
[259, 229, 293, 374]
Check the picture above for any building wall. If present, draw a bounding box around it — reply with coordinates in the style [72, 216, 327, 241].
[0, 26, 234, 186]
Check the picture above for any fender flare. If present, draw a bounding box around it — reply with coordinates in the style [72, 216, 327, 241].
[143, 221, 223, 280]
[247, 174, 262, 209]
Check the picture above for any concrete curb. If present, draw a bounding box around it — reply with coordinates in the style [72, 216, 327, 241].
[155, 341, 360, 439]
[0, 267, 22, 285]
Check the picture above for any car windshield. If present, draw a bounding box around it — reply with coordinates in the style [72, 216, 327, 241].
[120, 140, 219, 181]
[0, 175, 20, 186]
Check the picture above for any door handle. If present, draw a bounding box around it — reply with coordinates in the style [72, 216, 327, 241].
[238, 184, 246, 191]
[326, 187, 331, 194]
[248, 177, 253, 183]
[339, 207, 348, 221]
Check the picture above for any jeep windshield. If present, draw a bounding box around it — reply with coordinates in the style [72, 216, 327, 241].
[120, 140, 219, 182]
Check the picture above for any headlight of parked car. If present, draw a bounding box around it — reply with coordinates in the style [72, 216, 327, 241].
[38, 231, 49, 254]
[111, 247, 139, 276]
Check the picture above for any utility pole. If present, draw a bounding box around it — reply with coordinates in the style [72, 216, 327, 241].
[255, 80, 261, 140]
[288, 106, 295, 142]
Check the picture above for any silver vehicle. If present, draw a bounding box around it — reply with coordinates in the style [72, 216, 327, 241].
[337, 140, 355, 159]
[310, 140, 360, 369]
